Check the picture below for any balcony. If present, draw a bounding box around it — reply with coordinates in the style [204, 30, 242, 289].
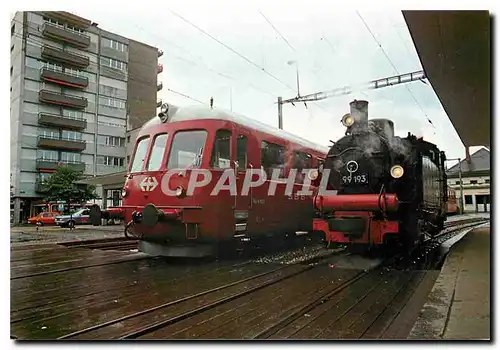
[41, 22, 91, 48]
[157, 82, 163, 91]
[41, 45, 90, 68]
[39, 90, 88, 109]
[41, 11, 91, 29]
[40, 67, 89, 89]
[157, 64, 163, 74]
[158, 50, 164, 58]
[38, 112, 87, 130]
[37, 136, 86, 152]
[36, 159, 86, 172]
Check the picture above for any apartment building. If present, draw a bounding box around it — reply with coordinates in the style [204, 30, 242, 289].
[447, 147, 491, 213]
[10, 11, 163, 223]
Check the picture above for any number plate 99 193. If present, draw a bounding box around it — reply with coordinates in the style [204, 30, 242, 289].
[342, 174, 368, 184]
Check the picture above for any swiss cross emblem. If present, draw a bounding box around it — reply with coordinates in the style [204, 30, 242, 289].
[139, 176, 158, 192]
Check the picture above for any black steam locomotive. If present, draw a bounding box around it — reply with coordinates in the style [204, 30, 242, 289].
[315, 100, 448, 251]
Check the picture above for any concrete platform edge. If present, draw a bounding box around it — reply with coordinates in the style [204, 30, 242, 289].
[407, 223, 490, 340]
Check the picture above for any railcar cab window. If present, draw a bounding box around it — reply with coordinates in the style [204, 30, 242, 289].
[167, 130, 208, 169]
[147, 134, 168, 171]
[261, 141, 285, 177]
[211, 130, 231, 169]
[237, 135, 248, 170]
[130, 137, 150, 173]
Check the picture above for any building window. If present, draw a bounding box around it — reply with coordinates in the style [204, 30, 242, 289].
[127, 135, 131, 143]
[99, 96, 126, 109]
[61, 152, 81, 163]
[126, 155, 130, 164]
[97, 156, 124, 167]
[100, 56, 127, 72]
[464, 195, 473, 205]
[105, 38, 126, 52]
[11, 44, 14, 52]
[485, 179, 490, 184]
[101, 135, 125, 147]
[99, 84, 121, 97]
[455, 181, 461, 185]
[62, 130, 82, 141]
[66, 25, 86, 35]
[10, 66, 13, 76]
[43, 17, 64, 28]
[470, 180, 478, 184]
[210, 129, 231, 169]
[11, 23, 15, 36]
[63, 109, 84, 120]
[261, 141, 285, 177]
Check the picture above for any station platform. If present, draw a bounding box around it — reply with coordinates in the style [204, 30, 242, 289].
[408, 224, 491, 340]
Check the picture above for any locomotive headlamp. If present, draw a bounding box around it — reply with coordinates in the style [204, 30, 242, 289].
[175, 186, 185, 197]
[390, 165, 404, 179]
[121, 188, 128, 197]
[308, 169, 319, 181]
[341, 113, 354, 127]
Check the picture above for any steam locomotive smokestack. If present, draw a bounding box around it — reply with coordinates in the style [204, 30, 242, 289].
[349, 100, 369, 125]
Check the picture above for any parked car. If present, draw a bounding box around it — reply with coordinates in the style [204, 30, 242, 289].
[55, 208, 91, 228]
[27, 212, 60, 226]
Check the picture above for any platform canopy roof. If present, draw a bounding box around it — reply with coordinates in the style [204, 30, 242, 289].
[403, 10, 490, 148]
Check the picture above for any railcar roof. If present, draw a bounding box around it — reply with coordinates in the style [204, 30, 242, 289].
[141, 105, 331, 154]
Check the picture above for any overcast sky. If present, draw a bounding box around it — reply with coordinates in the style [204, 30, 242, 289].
[75, 1, 487, 165]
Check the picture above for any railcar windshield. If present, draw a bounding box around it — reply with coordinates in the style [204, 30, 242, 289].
[167, 130, 208, 169]
[130, 137, 150, 173]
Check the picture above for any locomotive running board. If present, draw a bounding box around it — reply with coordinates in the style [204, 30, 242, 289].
[138, 240, 215, 258]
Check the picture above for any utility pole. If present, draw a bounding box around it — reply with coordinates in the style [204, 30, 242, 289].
[446, 157, 464, 215]
[277, 96, 283, 129]
[276, 70, 426, 128]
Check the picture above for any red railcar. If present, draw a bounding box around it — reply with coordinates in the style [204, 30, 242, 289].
[90, 104, 329, 257]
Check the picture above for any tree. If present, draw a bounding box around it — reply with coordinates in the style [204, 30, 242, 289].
[41, 165, 98, 213]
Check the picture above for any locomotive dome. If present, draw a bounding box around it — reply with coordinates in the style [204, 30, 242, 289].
[141, 103, 330, 154]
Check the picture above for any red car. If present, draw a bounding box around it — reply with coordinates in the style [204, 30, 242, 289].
[27, 212, 59, 225]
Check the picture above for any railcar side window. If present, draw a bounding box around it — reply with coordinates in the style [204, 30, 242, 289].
[261, 141, 285, 177]
[147, 134, 169, 171]
[167, 130, 208, 169]
[130, 137, 150, 173]
[236, 135, 248, 170]
[210, 129, 231, 169]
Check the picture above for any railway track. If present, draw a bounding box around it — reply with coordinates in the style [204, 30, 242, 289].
[10, 217, 488, 340]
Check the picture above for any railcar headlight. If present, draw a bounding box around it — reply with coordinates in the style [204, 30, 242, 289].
[341, 113, 354, 127]
[390, 165, 404, 179]
[175, 186, 185, 197]
[308, 169, 319, 181]
[121, 188, 128, 197]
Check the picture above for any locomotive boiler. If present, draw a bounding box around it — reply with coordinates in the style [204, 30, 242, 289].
[313, 100, 449, 252]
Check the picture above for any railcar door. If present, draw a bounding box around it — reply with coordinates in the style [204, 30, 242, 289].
[232, 130, 252, 237]
[209, 128, 235, 240]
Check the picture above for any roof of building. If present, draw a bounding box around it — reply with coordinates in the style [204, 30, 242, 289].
[447, 147, 490, 175]
[140, 104, 332, 155]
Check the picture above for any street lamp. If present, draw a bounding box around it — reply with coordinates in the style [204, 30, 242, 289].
[446, 157, 464, 215]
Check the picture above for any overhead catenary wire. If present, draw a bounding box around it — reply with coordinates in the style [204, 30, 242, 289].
[167, 8, 297, 92]
[355, 11, 435, 128]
